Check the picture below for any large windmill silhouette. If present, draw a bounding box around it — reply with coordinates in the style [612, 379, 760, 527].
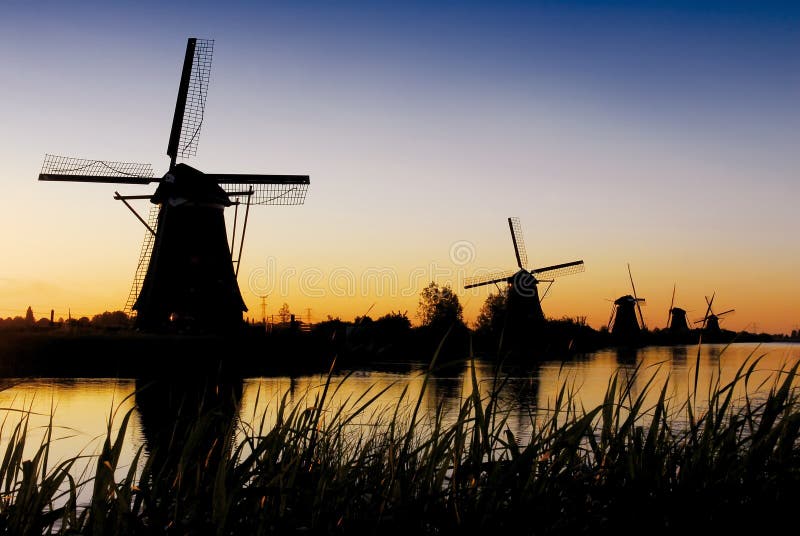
[465, 217, 584, 333]
[38, 38, 309, 332]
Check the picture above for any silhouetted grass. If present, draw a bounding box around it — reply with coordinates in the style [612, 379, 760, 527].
[1, 348, 799, 535]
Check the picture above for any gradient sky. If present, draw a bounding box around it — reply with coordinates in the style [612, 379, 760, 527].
[1, 0, 798, 333]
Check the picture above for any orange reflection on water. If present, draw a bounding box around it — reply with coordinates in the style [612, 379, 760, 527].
[0, 378, 142, 483]
[0, 342, 796, 494]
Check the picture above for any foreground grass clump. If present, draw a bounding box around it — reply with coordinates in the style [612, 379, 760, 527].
[1, 353, 799, 535]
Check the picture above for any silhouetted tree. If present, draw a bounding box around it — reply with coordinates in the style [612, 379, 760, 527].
[24, 306, 34, 325]
[376, 311, 411, 330]
[418, 282, 464, 328]
[91, 310, 131, 328]
[354, 315, 374, 326]
[374, 311, 411, 340]
[475, 289, 507, 334]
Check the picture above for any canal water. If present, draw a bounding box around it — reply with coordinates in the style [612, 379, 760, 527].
[1, 342, 798, 492]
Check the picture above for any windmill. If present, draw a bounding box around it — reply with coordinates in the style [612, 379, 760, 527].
[608, 263, 646, 339]
[694, 294, 734, 335]
[464, 217, 584, 330]
[666, 283, 690, 333]
[38, 38, 309, 332]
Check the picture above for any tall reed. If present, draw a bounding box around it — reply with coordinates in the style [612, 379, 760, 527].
[0, 349, 798, 534]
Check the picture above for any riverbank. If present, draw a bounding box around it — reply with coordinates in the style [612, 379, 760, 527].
[0, 321, 785, 378]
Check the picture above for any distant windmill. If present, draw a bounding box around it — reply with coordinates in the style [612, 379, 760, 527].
[464, 217, 584, 329]
[608, 263, 646, 339]
[695, 294, 734, 335]
[666, 283, 690, 333]
[38, 38, 310, 332]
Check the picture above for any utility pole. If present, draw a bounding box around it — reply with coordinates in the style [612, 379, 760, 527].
[260, 295, 268, 324]
[259, 294, 268, 332]
[306, 307, 312, 326]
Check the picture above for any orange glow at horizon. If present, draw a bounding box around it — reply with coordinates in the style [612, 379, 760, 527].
[2, 185, 799, 335]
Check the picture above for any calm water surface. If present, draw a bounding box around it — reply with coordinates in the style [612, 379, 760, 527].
[1, 342, 798, 485]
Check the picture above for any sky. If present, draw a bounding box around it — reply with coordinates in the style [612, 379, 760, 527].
[0, 0, 798, 333]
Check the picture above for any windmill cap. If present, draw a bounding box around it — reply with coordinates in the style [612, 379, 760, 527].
[151, 163, 232, 207]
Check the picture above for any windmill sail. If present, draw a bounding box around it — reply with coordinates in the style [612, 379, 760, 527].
[464, 269, 517, 289]
[213, 174, 310, 205]
[530, 260, 585, 280]
[38, 154, 154, 184]
[124, 205, 160, 315]
[508, 217, 528, 269]
[666, 283, 676, 328]
[167, 38, 214, 162]
[465, 219, 584, 290]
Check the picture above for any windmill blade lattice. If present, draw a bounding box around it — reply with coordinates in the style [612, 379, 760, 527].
[530, 260, 585, 280]
[124, 205, 160, 314]
[213, 174, 310, 205]
[508, 217, 528, 269]
[168, 38, 214, 161]
[39, 154, 154, 184]
[464, 269, 517, 289]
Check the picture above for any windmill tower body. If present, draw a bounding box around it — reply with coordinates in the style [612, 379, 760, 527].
[134, 164, 246, 330]
[611, 295, 641, 338]
[38, 38, 310, 334]
[506, 270, 546, 331]
[705, 314, 721, 334]
[608, 265, 646, 344]
[668, 307, 690, 333]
